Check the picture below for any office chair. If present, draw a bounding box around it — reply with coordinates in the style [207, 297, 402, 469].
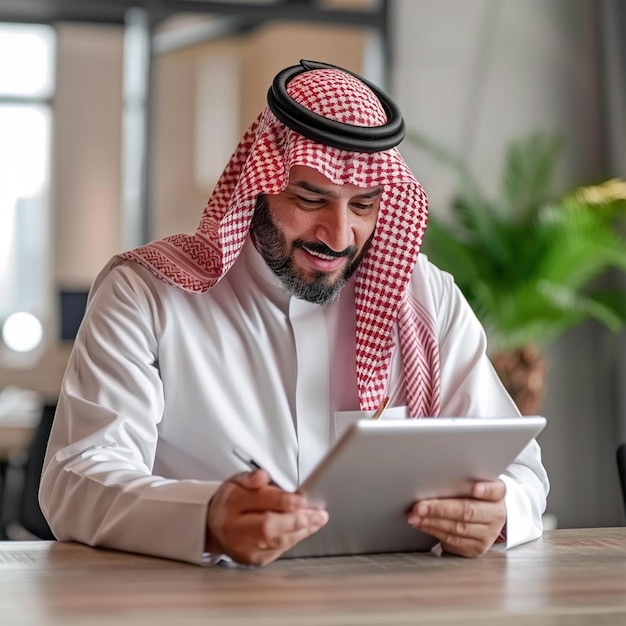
[18, 403, 56, 539]
[618, 443, 626, 517]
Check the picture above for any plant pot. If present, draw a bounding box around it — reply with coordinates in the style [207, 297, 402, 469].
[491, 344, 547, 416]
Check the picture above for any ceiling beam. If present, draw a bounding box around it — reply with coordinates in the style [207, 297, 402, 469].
[0, 1, 383, 28]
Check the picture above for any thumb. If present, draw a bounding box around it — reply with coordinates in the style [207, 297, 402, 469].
[472, 479, 506, 501]
[231, 468, 273, 491]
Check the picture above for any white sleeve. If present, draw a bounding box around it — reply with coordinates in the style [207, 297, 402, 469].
[39, 263, 219, 565]
[425, 261, 550, 549]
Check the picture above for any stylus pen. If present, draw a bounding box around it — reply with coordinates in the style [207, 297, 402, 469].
[232, 446, 286, 490]
[372, 396, 390, 420]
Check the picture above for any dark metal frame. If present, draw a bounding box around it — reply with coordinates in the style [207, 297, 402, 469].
[0, 1, 387, 30]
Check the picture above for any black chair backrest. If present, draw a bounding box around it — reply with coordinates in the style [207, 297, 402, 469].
[19, 403, 56, 539]
[618, 443, 626, 517]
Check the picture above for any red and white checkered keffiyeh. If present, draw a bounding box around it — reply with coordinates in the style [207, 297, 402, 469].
[114, 66, 441, 417]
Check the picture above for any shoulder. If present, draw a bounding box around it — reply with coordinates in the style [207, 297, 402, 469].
[86, 259, 180, 328]
[407, 253, 459, 309]
[406, 253, 484, 339]
[91, 259, 165, 301]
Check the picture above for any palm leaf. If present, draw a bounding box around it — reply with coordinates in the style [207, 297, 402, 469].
[534, 206, 626, 288]
[407, 131, 515, 267]
[537, 281, 626, 333]
[450, 194, 513, 269]
[406, 130, 626, 352]
[568, 178, 626, 216]
[501, 134, 563, 218]
[422, 216, 485, 284]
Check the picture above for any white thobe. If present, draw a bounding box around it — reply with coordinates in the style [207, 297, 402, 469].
[40, 238, 549, 564]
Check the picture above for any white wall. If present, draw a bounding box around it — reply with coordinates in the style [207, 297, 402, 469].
[391, 0, 625, 528]
[53, 23, 124, 287]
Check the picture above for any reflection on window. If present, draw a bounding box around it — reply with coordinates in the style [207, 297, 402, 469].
[0, 23, 55, 356]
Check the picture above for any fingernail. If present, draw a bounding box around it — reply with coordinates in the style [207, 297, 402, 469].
[315, 511, 329, 525]
[417, 503, 429, 516]
[408, 516, 422, 526]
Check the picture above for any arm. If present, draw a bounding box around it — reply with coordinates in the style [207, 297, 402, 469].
[40, 264, 218, 563]
[40, 263, 326, 565]
[406, 260, 550, 554]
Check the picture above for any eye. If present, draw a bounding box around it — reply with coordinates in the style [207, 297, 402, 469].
[351, 201, 376, 214]
[296, 195, 325, 210]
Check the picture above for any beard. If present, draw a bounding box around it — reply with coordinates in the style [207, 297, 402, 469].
[249, 195, 373, 306]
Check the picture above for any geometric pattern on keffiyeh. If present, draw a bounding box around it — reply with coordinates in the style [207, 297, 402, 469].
[114, 64, 441, 419]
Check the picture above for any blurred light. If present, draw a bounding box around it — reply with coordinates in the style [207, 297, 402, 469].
[0, 23, 56, 98]
[1, 312, 44, 352]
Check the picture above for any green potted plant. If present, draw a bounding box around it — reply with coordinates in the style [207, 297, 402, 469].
[407, 131, 626, 414]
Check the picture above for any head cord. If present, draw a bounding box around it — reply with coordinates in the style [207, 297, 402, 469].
[267, 60, 405, 153]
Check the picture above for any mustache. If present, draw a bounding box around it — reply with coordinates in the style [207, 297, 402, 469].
[294, 240, 358, 259]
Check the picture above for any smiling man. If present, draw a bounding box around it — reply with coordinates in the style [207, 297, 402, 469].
[251, 166, 381, 305]
[40, 61, 549, 567]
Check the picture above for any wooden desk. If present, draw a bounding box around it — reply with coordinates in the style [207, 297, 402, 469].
[1, 528, 625, 625]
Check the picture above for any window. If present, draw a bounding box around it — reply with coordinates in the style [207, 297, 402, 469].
[0, 23, 55, 357]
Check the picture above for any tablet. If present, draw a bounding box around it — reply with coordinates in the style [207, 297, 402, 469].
[282, 415, 546, 559]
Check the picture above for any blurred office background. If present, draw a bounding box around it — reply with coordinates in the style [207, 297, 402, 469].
[0, 0, 624, 536]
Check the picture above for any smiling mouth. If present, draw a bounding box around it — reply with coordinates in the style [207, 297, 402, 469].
[300, 245, 346, 261]
[298, 245, 349, 272]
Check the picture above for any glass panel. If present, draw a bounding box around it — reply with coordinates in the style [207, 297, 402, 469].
[0, 104, 51, 321]
[0, 22, 55, 356]
[0, 23, 56, 98]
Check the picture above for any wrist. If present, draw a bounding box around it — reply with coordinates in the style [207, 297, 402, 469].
[205, 496, 226, 555]
[204, 525, 225, 555]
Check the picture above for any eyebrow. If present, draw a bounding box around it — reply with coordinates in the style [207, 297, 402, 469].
[290, 180, 383, 199]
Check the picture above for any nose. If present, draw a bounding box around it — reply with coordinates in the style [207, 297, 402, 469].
[314, 204, 354, 253]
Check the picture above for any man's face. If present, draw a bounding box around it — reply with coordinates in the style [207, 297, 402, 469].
[250, 165, 382, 305]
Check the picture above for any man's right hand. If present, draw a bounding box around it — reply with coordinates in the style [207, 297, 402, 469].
[205, 469, 328, 566]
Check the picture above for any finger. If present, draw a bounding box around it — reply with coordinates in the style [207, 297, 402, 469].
[408, 499, 496, 526]
[258, 508, 329, 551]
[412, 515, 488, 540]
[407, 498, 506, 558]
[227, 470, 311, 512]
[411, 478, 507, 523]
[257, 523, 322, 555]
[412, 511, 496, 557]
[418, 522, 489, 558]
[244, 484, 311, 513]
[229, 469, 273, 490]
[472, 479, 506, 501]
[234, 508, 329, 566]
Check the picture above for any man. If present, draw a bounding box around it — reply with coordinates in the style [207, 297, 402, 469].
[40, 60, 549, 567]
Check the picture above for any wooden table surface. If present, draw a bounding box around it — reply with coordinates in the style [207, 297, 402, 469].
[1, 528, 625, 626]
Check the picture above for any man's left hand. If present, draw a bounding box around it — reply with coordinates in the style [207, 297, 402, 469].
[407, 479, 507, 557]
